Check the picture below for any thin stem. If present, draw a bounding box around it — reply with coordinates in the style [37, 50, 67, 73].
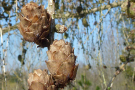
[98, 1, 107, 88]
[105, 63, 126, 90]
[0, 27, 7, 90]
[122, 17, 129, 45]
[47, 0, 55, 49]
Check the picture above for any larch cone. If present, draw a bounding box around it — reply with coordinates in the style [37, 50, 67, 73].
[45, 39, 79, 88]
[28, 69, 57, 90]
[18, 1, 51, 47]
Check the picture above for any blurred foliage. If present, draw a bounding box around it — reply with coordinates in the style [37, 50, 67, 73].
[121, 1, 135, 19]
[77, 74, 92, 90]
[55, 0, 59, 10]
[0, 68, 28, 90]
[125, 66, 134, 78]
[96, 86, 100, 90]
[120, 30, 135, 63]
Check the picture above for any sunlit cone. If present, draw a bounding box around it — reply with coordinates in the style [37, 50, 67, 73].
[55, 24, 67, 33]
[18, 1, 51, 47]
[120, 55, 127, 62]
[82, 18, 89, 27]
[28, 69, 57, 90]
[45, 39, 79, 88]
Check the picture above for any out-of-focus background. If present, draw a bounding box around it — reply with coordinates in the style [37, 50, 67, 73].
[0, 0, 135, 90]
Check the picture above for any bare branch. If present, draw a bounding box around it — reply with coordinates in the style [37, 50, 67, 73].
[105, 64, 126, 90]
[55, 1, 124, 18]
[2, 1, 124, 35]
[2, 23, 19, 34]
[47, 0, 55, 46]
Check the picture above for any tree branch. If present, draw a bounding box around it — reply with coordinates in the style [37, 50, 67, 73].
[2, 1, 124, 34]
[47, 0, 55, 48]
[54, 1, 124, 18]
[2, 23, 19, 34]
[105, 63, 126, 90]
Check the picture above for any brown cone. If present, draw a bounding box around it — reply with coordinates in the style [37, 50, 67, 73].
[45, 39, 79, 88]
[18, 1, 51, 47]
[28, 69, 57, 90]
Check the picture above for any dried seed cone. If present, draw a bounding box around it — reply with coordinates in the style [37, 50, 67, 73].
[28, 69, 57, 90]
[18, 1, 51, 47]
[45, 39, 79, 88]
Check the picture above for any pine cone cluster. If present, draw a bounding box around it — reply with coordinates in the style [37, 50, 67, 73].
[18, 1, 51, 47]
[21, 2, 79, 90]
[28, 40, 78, 90]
